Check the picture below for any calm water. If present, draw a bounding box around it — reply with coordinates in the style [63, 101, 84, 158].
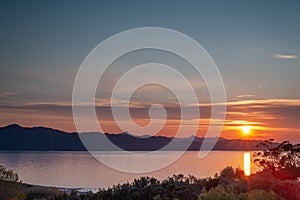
[0, 151, 257, 188]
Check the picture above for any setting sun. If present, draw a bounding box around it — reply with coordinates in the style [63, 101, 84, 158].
[242, 126, 251, 135]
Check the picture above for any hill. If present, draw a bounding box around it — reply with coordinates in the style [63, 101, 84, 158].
[0, 124, 260, 151]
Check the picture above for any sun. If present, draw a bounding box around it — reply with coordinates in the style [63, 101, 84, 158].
[242, 126, 251, 135]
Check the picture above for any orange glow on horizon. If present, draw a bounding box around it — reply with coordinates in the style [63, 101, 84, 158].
[244, 152, 251, 176]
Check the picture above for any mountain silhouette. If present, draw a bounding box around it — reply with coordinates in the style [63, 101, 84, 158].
[0, 124, 260, 151]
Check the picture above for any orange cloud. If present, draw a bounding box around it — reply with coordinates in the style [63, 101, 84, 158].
[0, 98, 299, 142]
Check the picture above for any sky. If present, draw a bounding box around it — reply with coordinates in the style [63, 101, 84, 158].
[0, 0, 300, 142]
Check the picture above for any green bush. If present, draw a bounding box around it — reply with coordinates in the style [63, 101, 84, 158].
[199, 185, 284, 200]
[199, 185, 237, 200]
[247, 190, 284, 200]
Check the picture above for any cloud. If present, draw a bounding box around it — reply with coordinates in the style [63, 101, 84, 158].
[1, 98, 300, 142]
[273, 54, 297, 60]
[225, 98, 300, 106]
[236, 94, 254, 98]
[0, 92, 20, 98]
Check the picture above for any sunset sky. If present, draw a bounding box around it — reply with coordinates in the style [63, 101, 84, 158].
[0, 1, 300, 142]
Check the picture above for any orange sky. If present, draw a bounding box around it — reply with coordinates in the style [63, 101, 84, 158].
[1, 98, 299, 143]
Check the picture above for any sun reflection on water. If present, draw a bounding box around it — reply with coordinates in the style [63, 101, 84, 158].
[244, 152, 251, 176]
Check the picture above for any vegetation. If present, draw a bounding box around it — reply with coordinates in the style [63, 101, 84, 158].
[253, 139, 300, 172]
[248, 140, 300, 199]
[0, 139, 299, 199]
[0, 165, 24, 200]
[199, 185, 283, 200]
[50, 165, 298, 200]
[0, 164, 19, 182]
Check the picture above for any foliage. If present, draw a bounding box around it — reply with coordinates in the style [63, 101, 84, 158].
[0, 165, 24, 200]
[0, 180, 25, 200]
[250, 171, 300, 200]
[24, 184, 61, 200]
[217, 166, 248, 193]
[205, 165, 300, 200]
[97, 175, 198, 200]
[50, 165, 299, 200]
[0, 164, 19, 182]
[199, 185, 284, 200]
[53, 175, 198, 200]
[253, 139, 300, 172]
[199, 185, 237, 200]
[246, 189, 284, 200]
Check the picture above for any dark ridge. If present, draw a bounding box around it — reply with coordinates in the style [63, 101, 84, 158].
[0, 124, 261, 151]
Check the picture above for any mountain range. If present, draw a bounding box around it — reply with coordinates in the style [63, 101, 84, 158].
[0, 124, 261, 151]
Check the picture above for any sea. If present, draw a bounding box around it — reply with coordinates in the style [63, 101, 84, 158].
[0, 151, 258, 189]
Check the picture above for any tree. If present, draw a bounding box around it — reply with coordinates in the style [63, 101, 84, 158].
[0, 165, 24, 200]
[253, 139, 300, 171]
[253, 139, 300, 182]
[0, 164, 19, 182]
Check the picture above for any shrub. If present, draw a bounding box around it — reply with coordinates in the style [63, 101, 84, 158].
[0, 164, 19, 182]
[0, 180, 25, 200]
[199, 185, 237, 200]
[253, 139, 300, 172]
[199, 186, 283, 200]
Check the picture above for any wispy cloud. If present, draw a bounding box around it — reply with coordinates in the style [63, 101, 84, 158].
[236, 94, 254, 98]
[225, 98, 300, 106]
[273, 54, 297, 60]
[0, 92, 20, 98]
[1, 98, 300, 142]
